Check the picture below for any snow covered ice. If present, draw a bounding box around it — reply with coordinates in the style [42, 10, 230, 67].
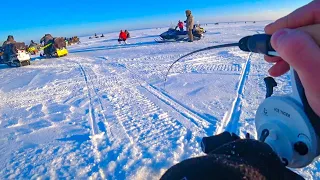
[0, 22, 319, 179]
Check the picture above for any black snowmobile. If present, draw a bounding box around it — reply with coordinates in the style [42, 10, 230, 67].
[41, 37, 68, 58]
[155, 28, 203, 43]
[0, 43, 31, 67]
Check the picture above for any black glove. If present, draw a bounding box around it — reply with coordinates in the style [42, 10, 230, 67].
[201, 131, 240, 154]
[160, 132, 304, 180]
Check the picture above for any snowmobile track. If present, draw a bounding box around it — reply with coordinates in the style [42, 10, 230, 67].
[76, 62, 108, 179]
[187, 63, 242, 73]
[73, 57, 199, 178]
[219, 53, 252, 135]
[141, 83, 216, 135]
[77, 63, 101, 135]
[101, 57, 216, 135]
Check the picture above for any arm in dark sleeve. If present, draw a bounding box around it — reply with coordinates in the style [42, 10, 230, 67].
[161, 139, 304, 180]
[40, 37, 45, 44]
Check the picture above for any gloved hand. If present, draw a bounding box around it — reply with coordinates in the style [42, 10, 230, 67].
[160, 132, 304, 180]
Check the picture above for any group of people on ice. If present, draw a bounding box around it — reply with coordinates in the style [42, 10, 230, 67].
[118, 30, 131, 44]
[89, 33, 105, 39]
[158, 10, 206, 43]
[115, 10, 204, 44]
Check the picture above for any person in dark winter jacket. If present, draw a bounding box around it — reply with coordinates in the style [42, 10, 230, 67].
[2, 35, 16, 47]
[162, 1, 320, 179]
[125, 30, 130, 38]
[185, 10, 194, 42]
[40, 34, 54, 56]
[29, 40, 37, 47]
[40, 34, 54, 45]
[118, 30, 127, 44]
[2, 35, 17, 61]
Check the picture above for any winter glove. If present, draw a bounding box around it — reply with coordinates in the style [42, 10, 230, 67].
[160, 132, 304, 180]
[201, 131, 240, 154]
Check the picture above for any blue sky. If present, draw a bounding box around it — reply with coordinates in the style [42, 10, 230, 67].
[0, 0, 311, 42]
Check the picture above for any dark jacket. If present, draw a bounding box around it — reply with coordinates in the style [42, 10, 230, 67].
[2, 35, 16, 47]
[161, 133, 304, 180]
[40, 34, 54, 45]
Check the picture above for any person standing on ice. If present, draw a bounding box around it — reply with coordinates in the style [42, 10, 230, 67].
[118, 30, 127, 44]
[161, 0, 320, 179]
[125, 30, 131, 38]
[185, 10, 194, 42]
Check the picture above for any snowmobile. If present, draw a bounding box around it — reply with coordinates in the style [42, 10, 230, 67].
[155, 28, 204, 43]
[0, 42, 31, 67]
[41, 37, 68, 58]
[165, 26, 320, 170]
[67, 36, 80, 46]
[27, 44, 40, 55]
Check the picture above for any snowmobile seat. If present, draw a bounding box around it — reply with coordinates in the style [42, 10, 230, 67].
[3, 42, 26, 55]
[177, 31, 188, 35]
[14, 42, 27, 50]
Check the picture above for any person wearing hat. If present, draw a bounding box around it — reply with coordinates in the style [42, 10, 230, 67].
[185, 10, 194, 42]
[2, 35, 16, 47]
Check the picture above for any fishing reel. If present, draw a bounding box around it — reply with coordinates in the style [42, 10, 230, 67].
[255, 68, 320, 168]
[239, 34, 320, 168]
[168, 33, 320, 168]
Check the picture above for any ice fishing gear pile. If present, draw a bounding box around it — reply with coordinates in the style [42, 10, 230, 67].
[165, 33, 320, 168]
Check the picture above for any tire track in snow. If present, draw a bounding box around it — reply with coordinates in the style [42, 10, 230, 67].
[141, 83, 215, 135]
[77, 63, 100, 135]
[76, 62, 108, 179]
[75, 60, 144, 178]
[100, 57, 200, 141]
[74, 57, 196, 178]
[101, 57, 215, 135]
[185, 63, 242, 73]
[215, 53, 253, 135]
[98, 65, 198, 177]
[74, 59, 138, 144]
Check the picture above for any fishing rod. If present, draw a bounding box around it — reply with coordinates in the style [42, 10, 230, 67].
[166, 27, 320, 168]
[164, 34, 278, 86]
